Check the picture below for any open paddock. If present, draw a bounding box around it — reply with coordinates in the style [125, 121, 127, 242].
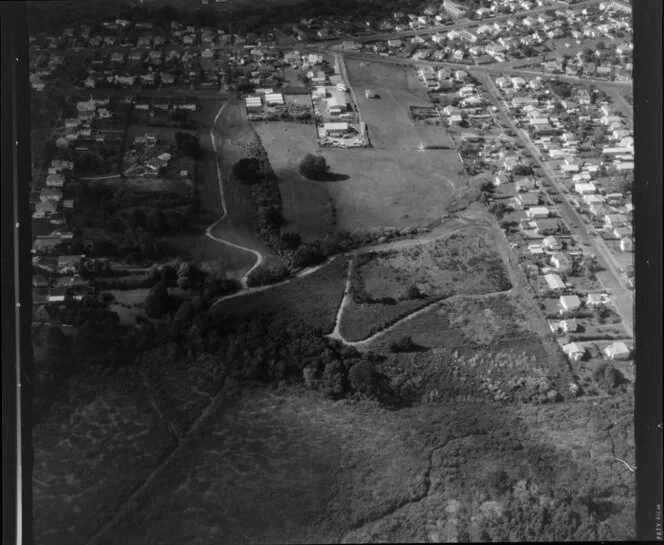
[345, 59, 456, 151]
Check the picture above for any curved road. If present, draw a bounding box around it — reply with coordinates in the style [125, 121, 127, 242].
[205, 102, 263, 289]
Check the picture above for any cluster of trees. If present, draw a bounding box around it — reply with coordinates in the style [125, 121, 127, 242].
[44, 299, 119, 327]
[141, 301, 391, 402]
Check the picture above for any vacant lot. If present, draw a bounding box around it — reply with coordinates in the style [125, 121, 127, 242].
[95, 386, 634, 544]
[32, 369, 175, 545]
[253, 121, 335, 242]
[339, 230, 512, 341]
[214, 256, 347, 334]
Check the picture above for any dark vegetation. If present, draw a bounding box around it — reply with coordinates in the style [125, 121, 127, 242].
[174, 131, 202, 160]
[299, 153, 330, 181]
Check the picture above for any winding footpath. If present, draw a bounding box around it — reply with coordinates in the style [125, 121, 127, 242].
[205, 102, 264, 289]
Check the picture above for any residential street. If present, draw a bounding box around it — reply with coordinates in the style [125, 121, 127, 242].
[479, 71, 633, 337]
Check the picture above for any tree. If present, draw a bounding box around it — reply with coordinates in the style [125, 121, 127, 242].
[299, 153, 330, 180]
[144, 281, 170, 319]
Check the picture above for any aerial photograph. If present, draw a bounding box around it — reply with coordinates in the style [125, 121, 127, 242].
[25, 0, 637, 542]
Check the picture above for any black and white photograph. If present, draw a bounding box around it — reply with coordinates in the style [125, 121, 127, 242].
[1, 0, 661, 543]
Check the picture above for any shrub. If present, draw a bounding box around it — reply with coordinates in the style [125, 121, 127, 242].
[390, 335, 415, 353]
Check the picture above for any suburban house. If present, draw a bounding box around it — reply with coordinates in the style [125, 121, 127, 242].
[442, 0, 468, 18]
[543, 235, 562, 251]
[525, 206, 550, 219]
[586, 293, 607, 306]
[559, 294, 582, 313]
[562, 342, 586, 362]
[604, 341, 631, 360]
[561, 318, 579, 333]
[45, 173, 65, 187]
[57, 255, 84, 274]
[544, 273, 566, 291]
[551, 252, 573, 273]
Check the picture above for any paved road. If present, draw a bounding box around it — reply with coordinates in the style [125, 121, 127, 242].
[331, 50, 632, 88]
[481, 72, 633, 337]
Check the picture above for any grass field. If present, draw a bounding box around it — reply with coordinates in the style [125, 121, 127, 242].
[253, 121, 335, 242]
[32, 369, 175, 545]
[214, 256, 347, 333]
[253, 60, 467, 233]
[345, 59, 455, 152]
[339, 230, 512, 342]
[91, 386, 634, 544]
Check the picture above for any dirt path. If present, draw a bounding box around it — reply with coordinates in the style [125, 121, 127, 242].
[325, 217, 512, 348]
[204, 102, 264, 289]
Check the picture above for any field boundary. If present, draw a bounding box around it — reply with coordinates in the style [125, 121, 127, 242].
[205, 102, 264, 289]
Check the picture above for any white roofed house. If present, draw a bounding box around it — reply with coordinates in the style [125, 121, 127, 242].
[604, 341, 631, 361]
[559, 294, 582, 314]
[327, 91, 349, 116]
[551, 252, 572, 274]
[40, 188, 63, 202]
[45, 173, 65, 187]
[574, 182, 597, 195]
[543, 235, 561, 251]
[560, 319, 578, 333]
[544, 273, 566, 291]
[525, 206, 549, 219]
[562, 342, 586, 362]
